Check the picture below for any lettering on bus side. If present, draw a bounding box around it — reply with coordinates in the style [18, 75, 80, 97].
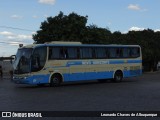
[92, 61, 109, 65]
[82, 61, 110, 65]
[82, 61, 92, 65]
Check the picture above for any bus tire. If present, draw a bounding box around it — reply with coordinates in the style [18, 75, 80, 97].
[50, 74, 62, 87]
[113, 70, 123, 82]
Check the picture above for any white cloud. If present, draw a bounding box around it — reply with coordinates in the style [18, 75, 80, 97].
[17, 34, 32, 40]
[154, 29, 160, 32]
[6, 34, 32, 41]
[0, 31, 34, 56]
[0, 31, 33, 46]
[9, 42, 22, 46]
[128, 4, 141, 11]
[32, 15, 38, 19]
[128, 27, 160, 32]
[38, 0, 56, 5]
[0, 31, 32, 40]
[11, 15, 23, 19]
[129, 27, 145, 31]
[127, 4, 147, 12]
[0, 31, 14, 36]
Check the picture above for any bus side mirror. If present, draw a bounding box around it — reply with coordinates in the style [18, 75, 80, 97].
[10, 55, 16, 64]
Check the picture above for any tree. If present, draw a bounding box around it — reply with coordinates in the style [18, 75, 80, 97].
[82, 24, 111, 44]
[110, 31, 125, 44]
[33, 11, 88, 43]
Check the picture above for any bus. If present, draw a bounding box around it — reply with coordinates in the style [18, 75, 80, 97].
[12, 42, 142, 86]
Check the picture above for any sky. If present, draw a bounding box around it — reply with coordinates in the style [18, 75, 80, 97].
[0, 0, 160, 57]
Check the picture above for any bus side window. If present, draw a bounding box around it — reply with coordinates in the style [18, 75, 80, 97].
[60, 48, 65, 59]
[49, 48, 52, 59]
[131, 47, 140, 57]
[49, 47, 71, 60]
[109, 48, 117, 58]
[116, 48, 122, 58]
[108, 48, 111, 58]
[77, 48, 80, 59]
[95, 47, 106, 59]
[128, 48, 132, 57]
[122, 48, 130, 58]
[92, 48, 96, 59]
[119, 48, 123, 58]
[49, 47, 61, 60]
[136, 48, 140, 57]
[106, 48, 109, 58]
[67, 47, 78, 59]
[81, 47, 92, 59]
[64, 48, 68, 59]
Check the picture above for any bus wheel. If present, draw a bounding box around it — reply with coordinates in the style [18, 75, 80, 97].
[50, 74, 61, 87]
[113, 71, 123, 82]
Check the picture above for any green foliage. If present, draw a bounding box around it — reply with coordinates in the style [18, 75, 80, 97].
[33, 12, 160, 71]
[82, 24, 111, 44]
[33, 11, 88, 43]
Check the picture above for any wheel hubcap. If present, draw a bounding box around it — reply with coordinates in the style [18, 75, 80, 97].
[116, 76, 121, 81]
[53, 78, 59, 84]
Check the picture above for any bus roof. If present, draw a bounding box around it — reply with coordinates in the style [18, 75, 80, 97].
[45, 41, 82, 45]
[19, 42, 140, 49]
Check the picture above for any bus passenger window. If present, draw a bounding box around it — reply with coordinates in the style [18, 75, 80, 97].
[108, 48, 117, 58]
[81, 47, 92, 59]
[67, 47, 78, 59]
[77, 48, 80, 59]
[116, 48, 122, 58]
[122, 48, 130, 58]
[92, 48, 96, 59]
[64, 48, 68, 59]
[131, 47, 140, 57]
[106, 49, 109, 58]
[59, 48, 63, 58]
[49, 47, 61, 59]
[95, 47, 106, 59]
[49, 48, 52, 59]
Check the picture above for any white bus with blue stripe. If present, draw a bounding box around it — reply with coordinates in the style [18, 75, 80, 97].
[12, 42, 142, 86]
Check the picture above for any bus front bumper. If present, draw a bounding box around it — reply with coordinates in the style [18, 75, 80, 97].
[13, 74, 50, 85]
[13, 76, 33, 84]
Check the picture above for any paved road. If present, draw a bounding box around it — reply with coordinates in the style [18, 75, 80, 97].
[0, 72, 160, 119]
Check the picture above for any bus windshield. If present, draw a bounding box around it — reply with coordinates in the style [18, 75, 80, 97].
[13, 46, 47, 74]
[13, 48, 32, 74]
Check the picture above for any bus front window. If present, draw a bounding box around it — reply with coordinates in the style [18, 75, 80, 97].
[13, 48, 32, 74]
[31, 47, 47, 72]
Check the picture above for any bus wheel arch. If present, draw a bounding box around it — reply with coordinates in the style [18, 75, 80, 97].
[50, 73, 63, 87]
[113, 70, 123, 82]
